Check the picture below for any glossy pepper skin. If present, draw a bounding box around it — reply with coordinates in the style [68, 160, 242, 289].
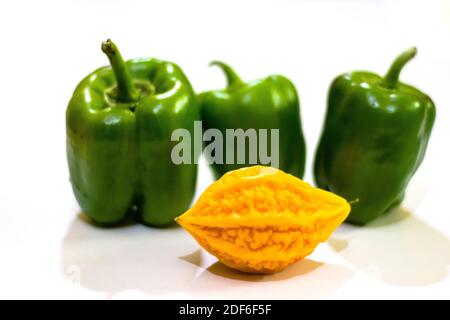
[66, 40, 199, 226]
[314, 48, 435, 225]
[198, 61, 306, 179]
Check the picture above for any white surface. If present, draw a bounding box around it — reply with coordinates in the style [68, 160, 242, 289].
[0, 0, 449, 299]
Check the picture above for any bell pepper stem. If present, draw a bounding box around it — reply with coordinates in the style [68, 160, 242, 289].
[210, 61, 243, 88]
[383, 47, 417, 89]
[101, 39, 139, 102]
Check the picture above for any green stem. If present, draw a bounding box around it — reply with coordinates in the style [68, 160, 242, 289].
[101, 39, 139, 102]
[210, 61, 243, 88]
[383, 47, 417, 89]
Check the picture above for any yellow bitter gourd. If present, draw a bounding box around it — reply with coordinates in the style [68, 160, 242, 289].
[176, 166, 351, 274]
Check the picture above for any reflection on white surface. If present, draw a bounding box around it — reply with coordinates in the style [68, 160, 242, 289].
[329, 207, 450, 286]
[62, 214, 197, 297]
[62, 214, 353, 299]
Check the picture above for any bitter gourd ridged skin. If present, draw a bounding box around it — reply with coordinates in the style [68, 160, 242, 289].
[177, 166, 350, 274]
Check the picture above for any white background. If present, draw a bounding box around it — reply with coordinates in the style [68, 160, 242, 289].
[0, 0, 449, 299]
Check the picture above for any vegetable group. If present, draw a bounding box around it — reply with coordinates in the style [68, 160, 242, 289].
[177, 166, 350, 274]
[199, 62, 306, 179]
[66, 41, 436, 233]
[314, 48, 435, 225]
[66, 40, 199, 226]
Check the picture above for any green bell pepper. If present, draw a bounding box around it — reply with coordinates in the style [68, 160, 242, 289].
[314, 48, 436, 225]
[66, 39, 199, 226]
[198, 61, 306, 179]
